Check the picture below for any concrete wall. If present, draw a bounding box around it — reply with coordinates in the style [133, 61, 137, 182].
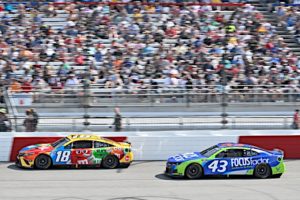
[1, 130, 300, 162]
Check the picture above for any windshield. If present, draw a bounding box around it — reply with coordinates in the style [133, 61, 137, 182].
[52, 137, 70, 148]
[200, 145, 220, 157]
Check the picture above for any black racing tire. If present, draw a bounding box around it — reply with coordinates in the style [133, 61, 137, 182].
[35, 154, 52, 169]
[101, 155, 119, 169]
[185, 163, 203, 179]
[254, 163, 271, 179]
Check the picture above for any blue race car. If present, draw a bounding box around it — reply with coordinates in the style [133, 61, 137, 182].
[165, 143, 285, 179]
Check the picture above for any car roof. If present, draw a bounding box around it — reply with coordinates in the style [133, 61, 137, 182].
[217, 142, 258, 149]
[66, 134, 118, 145]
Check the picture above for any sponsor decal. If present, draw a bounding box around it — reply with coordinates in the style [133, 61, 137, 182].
[172, 153, 198, 162]
[231, 158, 269, 168]
[276, 166, 281, 172]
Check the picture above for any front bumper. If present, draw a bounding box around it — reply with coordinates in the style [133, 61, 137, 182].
[164, 165, 184, 177]
[15, 156, 34, 168]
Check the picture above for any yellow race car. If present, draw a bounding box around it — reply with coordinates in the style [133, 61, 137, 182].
[16, 134, 133, 169]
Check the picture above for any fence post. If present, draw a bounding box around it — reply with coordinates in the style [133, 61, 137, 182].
[283, 117, 288, 129]
[231, 116, 236, 129]
[186, 91, 190, 108]
[220, 67, 228, 129]
[221, 92, 228, 129]
[126, 117, 130, 131]
[83, 79, 90, 131]
[14, 115, 18, 132]
[179, 117, 183, 130]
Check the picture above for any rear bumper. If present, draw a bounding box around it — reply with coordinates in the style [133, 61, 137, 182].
[271, 161, 285, 175]
[120, 152, 134, 164]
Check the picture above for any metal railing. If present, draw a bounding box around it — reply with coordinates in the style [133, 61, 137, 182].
[7, 115, 294, 132]
[3, 84, 299, 131]
[6, 86, 300, 108]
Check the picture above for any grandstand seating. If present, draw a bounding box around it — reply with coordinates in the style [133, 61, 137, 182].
[1, 1, 300, 132]
[1, 1, 298, 93]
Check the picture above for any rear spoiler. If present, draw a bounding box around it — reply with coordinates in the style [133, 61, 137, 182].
[123, 141, 131, 145]
[272, 148, 284, 157]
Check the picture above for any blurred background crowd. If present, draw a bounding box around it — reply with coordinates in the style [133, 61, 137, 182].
[0, 0, 299, 99]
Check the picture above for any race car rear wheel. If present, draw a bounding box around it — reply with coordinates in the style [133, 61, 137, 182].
[185, 163, 203, 179]
[254, 163, 271, 179]
[102, 155, 119, 169]
[35, 154, 52, 169]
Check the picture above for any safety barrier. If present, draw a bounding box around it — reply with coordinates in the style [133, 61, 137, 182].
[1, 130, 300, 162]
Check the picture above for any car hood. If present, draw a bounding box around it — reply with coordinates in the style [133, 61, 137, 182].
[20, 143, 54, 153]
[167, 152, 206, 163]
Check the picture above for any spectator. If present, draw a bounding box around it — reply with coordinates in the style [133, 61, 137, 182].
[30, 108, 39, 130]
[112, 107, 122, 132]
[0, 108, 11, 132]
[65, 74, 79, 89]
[21, 78, 33, 93]
[23, 109, 36, 132]
[9, 79, 22, 93]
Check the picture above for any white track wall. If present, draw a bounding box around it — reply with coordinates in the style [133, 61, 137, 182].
[0, 133, 13, 161]
[1, 130, 300, 161]
[129, 135, 238, 160]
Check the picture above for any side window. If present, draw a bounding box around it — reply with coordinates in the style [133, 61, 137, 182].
[251, 150, 258, 156]
[216, 150, 227, 158]
[216, 149, 244, 158]
[94, 141, 113, 148]
[243, 150, 258, 157]
[72, 141, 93, 149]
[64, 143, 72, 149]
[227, 149, 244, 157]
[251, 151, 258, 156]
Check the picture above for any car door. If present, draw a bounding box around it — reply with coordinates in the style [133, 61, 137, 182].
[93, 141, 114, 164]
[225, 148, 253, 175]
[51, 141, 72, 165]
[70, 140, 93, 165]
[204, 149, 231, 175]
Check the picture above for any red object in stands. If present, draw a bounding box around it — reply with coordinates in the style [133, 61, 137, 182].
[10, 136, 127, 161]
[239, 135, 300, 159]
[53, 2, 245, 7]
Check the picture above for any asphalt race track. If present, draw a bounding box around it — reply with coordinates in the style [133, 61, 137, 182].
[1, 161, 300, 200]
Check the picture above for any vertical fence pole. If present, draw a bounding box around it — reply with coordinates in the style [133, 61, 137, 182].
[283, 117, 288, 129]
[83, 79, 90, 131]
[221, 68, 228, 129]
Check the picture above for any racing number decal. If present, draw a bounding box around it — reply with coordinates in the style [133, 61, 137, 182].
[208, 160, 228, 172]
[56, 151, 71, 162]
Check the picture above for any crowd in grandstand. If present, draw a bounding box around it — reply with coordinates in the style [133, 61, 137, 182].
[274, 2, 300, 45]
[0, 0, 299, 99]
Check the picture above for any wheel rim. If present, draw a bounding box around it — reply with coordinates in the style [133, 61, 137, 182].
[106, 158, 113, 166]
[37, 156, 49, 168]
[188, 165, 200, 177]
[105, 156, 117, 168]
[257, 165, 268, 176]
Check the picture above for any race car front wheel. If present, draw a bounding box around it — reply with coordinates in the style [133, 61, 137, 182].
[254, 163, 271, 179]
[35, 154, 52, 169]
[102, 155, 119, 169]
[185, 163, 203, 179]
